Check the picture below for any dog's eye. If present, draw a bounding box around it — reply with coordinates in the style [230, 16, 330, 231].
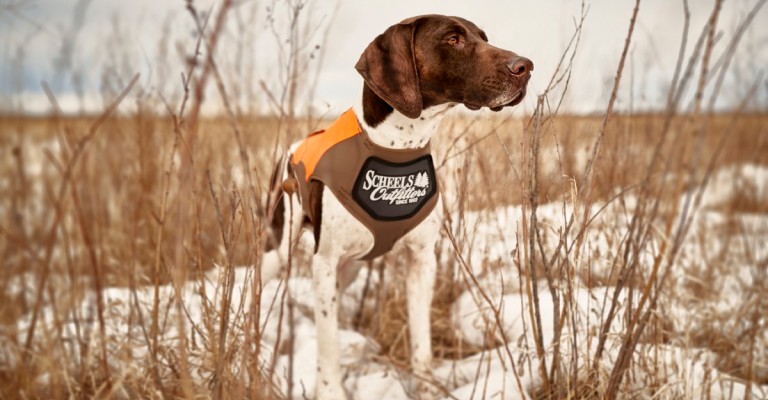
[447, 35, 461, 45]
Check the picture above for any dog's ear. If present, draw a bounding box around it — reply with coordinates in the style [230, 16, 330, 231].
[355, 21, 422, 119]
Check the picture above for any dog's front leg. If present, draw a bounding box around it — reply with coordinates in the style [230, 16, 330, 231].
[400, 205, 442, 398]
[311, 253, 346, 400]
[406, 242, 438, 397]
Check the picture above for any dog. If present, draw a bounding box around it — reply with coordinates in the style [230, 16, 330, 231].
[263, 14, 532, 399]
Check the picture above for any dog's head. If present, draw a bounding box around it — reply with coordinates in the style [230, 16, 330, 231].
[356, 14, 533, 120]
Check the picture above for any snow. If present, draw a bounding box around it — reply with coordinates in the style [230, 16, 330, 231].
[7, 163, 768, 399]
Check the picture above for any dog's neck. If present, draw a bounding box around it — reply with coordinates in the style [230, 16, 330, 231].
[354, 84, 453, 150]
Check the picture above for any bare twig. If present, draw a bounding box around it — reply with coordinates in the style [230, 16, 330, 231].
[23, 72, 140, 366]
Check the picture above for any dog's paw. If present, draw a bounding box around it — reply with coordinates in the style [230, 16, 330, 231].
[409, 375, 442, 400]
[316, 381, 347, 400]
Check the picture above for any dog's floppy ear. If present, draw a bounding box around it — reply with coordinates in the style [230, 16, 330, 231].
[355, 21, 422, 119]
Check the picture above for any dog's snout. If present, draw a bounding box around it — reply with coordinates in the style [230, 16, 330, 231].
[507, 57, 533, 76]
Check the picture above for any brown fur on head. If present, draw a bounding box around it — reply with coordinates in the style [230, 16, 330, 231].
[355, 14, 533, 126]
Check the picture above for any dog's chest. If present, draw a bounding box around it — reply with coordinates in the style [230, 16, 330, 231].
[290, 109, 439, 260]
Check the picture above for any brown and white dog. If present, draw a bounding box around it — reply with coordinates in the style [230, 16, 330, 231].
[263, 14, 532, 399]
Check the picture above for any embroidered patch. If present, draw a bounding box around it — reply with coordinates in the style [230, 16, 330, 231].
[352, 155, 437, 221]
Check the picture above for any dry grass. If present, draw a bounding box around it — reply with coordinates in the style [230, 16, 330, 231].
[435, 112, 768, 210]
[2, 108, 766, 398]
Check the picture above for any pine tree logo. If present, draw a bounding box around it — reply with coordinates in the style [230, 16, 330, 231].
[414, 171, 429, 188]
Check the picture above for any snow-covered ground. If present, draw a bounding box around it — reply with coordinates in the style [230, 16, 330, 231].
[6, 164, 768, 399]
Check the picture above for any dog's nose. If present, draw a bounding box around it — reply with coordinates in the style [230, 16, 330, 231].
[507, 57, 533, 76]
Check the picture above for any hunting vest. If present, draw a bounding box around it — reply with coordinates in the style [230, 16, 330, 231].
[290, 108, 439, 260]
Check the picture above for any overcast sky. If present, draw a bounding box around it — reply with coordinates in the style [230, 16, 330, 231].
[1, 0, 766, 115]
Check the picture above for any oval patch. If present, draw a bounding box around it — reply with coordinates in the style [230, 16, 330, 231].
[352, 155, 437, 220]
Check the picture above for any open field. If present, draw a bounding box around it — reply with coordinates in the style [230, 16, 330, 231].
[1, 109, 767, 398]
[2, 0, 768, 398]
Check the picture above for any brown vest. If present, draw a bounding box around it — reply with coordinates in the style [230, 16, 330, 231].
[290, 109, 439, 260]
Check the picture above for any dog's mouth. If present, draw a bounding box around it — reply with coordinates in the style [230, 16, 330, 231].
[489, 88, 526, 112]
[464, 88, 527, 112]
